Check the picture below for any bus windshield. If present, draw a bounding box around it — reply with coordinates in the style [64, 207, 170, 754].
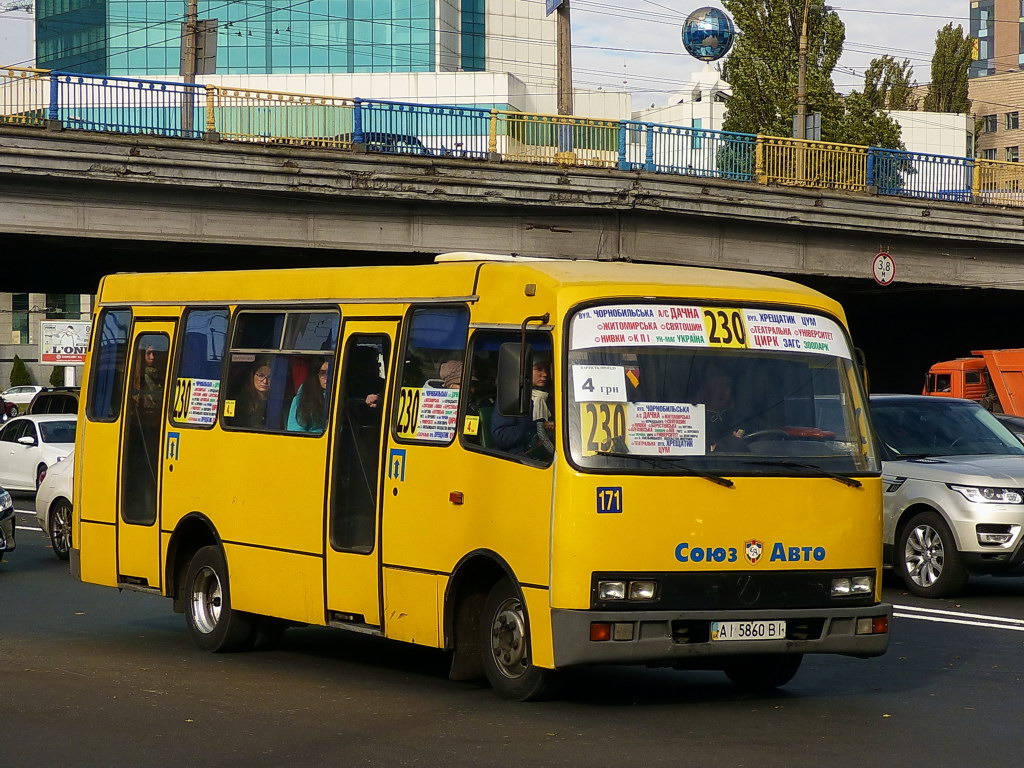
[566, 303, 877, 475]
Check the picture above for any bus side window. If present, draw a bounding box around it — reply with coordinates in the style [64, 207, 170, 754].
[222, 310, 339, 434]
[462, 330, 554, 466]
[87, 309, 132, 422]
[170, 308, 228, 428]
[393, 305, 469, 444]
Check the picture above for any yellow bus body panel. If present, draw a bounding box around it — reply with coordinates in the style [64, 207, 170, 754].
[79, 521, 118, 587]
[382, 568, 441, 647]
[223, 542, 325, 624]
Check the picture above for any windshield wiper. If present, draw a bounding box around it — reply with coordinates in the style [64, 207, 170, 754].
[594, 450, 734, 488]
[741, 459, 862, 488]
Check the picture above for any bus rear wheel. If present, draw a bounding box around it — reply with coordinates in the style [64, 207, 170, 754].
[479, 579, 556, 701]
[184, 545, 254, 653]
[723, 654, 803, 693]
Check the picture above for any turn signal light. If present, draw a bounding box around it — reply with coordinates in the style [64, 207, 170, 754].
[856, 616, 889, 635]
[590, 622, 612, 641]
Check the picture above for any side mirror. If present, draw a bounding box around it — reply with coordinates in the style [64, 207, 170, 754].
[497, 342, 534, 416]
[17, 435, 36, 446]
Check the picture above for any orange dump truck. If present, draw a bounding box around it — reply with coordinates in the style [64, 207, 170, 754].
[923, 349, 1024, 415]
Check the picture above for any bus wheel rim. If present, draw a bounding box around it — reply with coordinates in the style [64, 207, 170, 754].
[190, 565, 223, 634]
[490, 597, 528, 678]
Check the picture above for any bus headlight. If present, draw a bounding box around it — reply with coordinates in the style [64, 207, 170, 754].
[832, 576, 873, 596]
[597, 580, 658, 601]
[628, 581, 657, 600]
[598, 581, 627, 600]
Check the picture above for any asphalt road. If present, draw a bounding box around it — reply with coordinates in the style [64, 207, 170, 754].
[5, 497, 1024, 768]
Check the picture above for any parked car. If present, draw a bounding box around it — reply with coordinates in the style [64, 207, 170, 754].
[870, 394, 1024, 598]
[0, 385, 44, 415]
[0, 485, 15, 563]
[27, 386, 81, 415]
[35, 449, 74, 560]
[339, 131, 435, 156]
[994, 412, 1024, 445]
[0, 415, 76, 491]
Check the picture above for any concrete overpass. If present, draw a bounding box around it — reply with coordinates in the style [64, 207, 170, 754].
[2, 124, 1024, 391]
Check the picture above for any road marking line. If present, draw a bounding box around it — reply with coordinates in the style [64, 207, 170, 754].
[894, 603, 1024, 625]
[893, 612, 1024, 631]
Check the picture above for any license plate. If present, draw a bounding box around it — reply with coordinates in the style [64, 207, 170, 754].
[711, 620, 786, 641]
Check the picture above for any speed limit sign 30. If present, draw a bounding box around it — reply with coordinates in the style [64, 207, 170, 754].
[872, 252, 895, 286]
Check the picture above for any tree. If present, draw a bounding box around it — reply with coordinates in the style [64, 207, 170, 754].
[924, 23, 972, 113]
[49, 366, 64, 387]
[834, 56, 914, 149]
[862, 55, 918, 111]
[10, 355, 32, 388]
[722, 0, 846, 140]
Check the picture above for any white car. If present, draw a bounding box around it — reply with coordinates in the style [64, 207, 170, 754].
[0, 415, 76, 491]
[1, 385, 44, 415]
[35, 449, 74, 560]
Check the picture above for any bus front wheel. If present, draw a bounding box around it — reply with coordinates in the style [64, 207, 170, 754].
[480, 579, 556, 701]
[184, 545, 254, 653]
[723, 654, 803, 692]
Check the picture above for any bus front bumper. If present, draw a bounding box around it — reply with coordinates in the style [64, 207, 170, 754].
[550, 604, 892, 668]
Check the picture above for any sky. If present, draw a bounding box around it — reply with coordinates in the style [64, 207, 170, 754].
[0, 1, 969, 108]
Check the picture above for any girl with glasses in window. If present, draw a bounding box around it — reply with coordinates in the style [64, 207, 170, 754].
[233, 358, 272, 428]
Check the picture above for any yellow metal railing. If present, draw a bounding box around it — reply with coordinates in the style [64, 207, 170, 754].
[974, 158, 1024, 208]
[0, 66, 51, 127]
[494, 111, 619, 169]
[208, 86, 356, 148]
[757, 136, 869, 192]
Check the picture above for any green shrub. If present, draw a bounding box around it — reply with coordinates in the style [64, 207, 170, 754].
[9, 355, 32, 387]
[49, 366, 64, 387]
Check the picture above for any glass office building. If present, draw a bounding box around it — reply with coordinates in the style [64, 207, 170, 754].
[37, 0, 486, 76]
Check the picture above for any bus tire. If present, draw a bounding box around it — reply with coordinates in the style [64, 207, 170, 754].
[479, 579, 556, 701]
[184, 545, 254, 653]
[897, 510, 968, 598]
[723, 654, 803, 692]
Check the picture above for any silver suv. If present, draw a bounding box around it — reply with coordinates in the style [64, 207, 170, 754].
[870, 395, 1024, 598]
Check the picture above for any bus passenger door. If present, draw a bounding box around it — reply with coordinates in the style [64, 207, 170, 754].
[116, 322, 174, 589]
[325, 321, 397, 628]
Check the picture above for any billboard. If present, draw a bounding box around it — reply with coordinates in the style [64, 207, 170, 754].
[40, 321, 92, 365]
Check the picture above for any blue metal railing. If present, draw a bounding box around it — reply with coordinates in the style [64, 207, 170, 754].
[355, 99, 493, 158]
[869, 147, 974, 203]
[8, 68, 1022, 209]
[51, 72, 206, 139]
[618, 122, 757, 181]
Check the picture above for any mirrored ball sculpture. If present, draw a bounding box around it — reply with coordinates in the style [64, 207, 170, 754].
[682, 7, 735, 62]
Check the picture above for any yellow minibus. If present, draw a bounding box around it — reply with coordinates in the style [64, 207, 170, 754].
[73, 253, 889, 700]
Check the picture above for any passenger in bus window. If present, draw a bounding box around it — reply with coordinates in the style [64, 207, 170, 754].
[347, 346, 385, 421]
[288, 356, 329, 432]
[695, 363, 750, 453]
[234, 358, 271, 428]
[132, 343, 165, 415]
[439, 360, 463, 389]
[491, 355, 554, 459]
